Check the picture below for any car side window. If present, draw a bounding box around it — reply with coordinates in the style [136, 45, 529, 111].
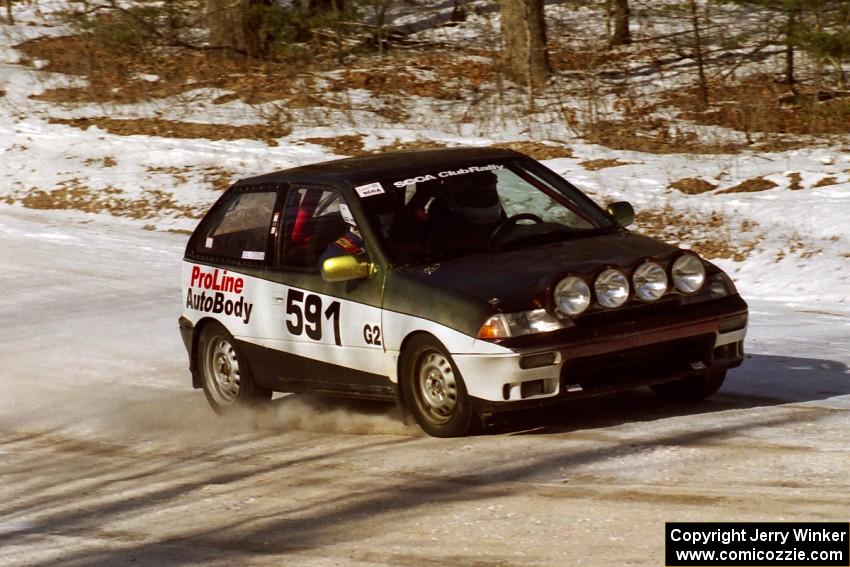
[281, 187, 355, 269]
[191, 190, 278, 262]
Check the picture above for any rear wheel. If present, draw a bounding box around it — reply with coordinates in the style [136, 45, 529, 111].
[401, 335, 476, 437]
[650, 370, 726, 402]
[198, 321, 271, 414]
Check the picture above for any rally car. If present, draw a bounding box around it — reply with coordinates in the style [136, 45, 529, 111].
[178, 147, 748, 437]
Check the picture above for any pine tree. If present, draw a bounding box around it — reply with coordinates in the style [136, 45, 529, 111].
[795, 1, 850, 88]
[720, 0, 849, 85]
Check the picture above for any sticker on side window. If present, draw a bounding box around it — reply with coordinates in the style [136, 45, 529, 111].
[205, 237, 214, 248]
[241, 251, 265, 261]
[355, 182, 385, 198]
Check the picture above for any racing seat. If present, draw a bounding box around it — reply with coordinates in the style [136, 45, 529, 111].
[283, 190, 347, 268]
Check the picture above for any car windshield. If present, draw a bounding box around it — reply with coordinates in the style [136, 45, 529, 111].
[358, 158, 616, 266]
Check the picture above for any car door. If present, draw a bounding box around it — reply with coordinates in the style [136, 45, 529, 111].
[256, 185, 393, 399]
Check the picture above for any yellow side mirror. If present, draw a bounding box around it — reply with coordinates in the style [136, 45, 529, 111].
[321, 255, 376, 282]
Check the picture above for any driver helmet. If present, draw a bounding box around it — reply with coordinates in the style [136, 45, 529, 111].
[450, 172, 502, 225]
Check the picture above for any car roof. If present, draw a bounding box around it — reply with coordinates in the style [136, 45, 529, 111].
[234, 147, 522, 189]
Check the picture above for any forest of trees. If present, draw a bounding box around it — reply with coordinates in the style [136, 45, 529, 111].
[4, 0, 850, 143]
[5, 0, 846, 91]
[216, 0, 848, 89]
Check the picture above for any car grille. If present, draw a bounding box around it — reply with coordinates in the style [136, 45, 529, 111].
[576, 297, 679, 327]
[560, 333, 715, 392]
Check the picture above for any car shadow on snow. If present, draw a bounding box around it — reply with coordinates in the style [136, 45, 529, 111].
[255, 351, 850, 437]
[4, 355, 848, 567]
[12, 373, 847, 567]
[490, 352, 850, 435]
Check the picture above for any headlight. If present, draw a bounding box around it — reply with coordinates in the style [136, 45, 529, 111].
[672, 254, 706, 294]
[554, 276, 591, 316]
[633, 261, 668, 301]
[707, 271, 736, 298]
[478, 309, 566, 339]
[595, 268, 629, 308]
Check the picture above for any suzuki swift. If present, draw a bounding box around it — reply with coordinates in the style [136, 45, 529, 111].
[178, 147, 748, 437]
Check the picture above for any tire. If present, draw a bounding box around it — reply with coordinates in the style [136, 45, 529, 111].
[650, 370, 727, 403]
[401, 335, 476, 438]
[197, 321, 271, 414]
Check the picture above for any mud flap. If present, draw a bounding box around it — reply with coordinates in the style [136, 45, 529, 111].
[392, 382, 411, 425]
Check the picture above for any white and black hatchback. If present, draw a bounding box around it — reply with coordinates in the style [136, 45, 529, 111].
[179, 148, 748, 437]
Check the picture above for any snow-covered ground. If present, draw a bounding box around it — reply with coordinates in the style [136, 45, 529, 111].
[1, 206, 849, 566]
[1, 2, 849, 565]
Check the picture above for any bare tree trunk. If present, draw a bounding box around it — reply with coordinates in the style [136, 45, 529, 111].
[5, 0, 13, 25]
[832, 56, 847, 90]
[206, 0, 271, 58]
[689, 0, 708, 108]
[305, 0, 344, 16]
[813, 3, 824, 93]
[451, 0, 466, 22]
[500, 0, 550, 86]
[165, 0, 180, 45]
[784, 8, 798, 85]
[372, 0, 391, 57]
[609, 0, 631, 46]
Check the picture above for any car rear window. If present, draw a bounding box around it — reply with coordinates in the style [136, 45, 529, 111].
[191, 191, 278, 262]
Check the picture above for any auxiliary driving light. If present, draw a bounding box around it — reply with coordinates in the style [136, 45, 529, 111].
[633, 261, 668, 301]
[594, 268, 629, 308]
[554, 276, 591, 316]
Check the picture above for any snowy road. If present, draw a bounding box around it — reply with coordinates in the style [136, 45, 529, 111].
[1, 206, 849, 566]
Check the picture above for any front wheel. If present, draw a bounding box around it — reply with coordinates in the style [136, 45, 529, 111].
[650, 370, 727, 402]
[198, 321, 271, 414]
[401, 335, 476, 437]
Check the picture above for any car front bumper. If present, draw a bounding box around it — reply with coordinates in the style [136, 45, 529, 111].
[452, 295, 748, 409]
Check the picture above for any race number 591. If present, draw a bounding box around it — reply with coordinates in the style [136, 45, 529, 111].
[285, 289, 341, 346]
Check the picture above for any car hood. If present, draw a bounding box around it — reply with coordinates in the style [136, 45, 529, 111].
[399, 231, 680, 313]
